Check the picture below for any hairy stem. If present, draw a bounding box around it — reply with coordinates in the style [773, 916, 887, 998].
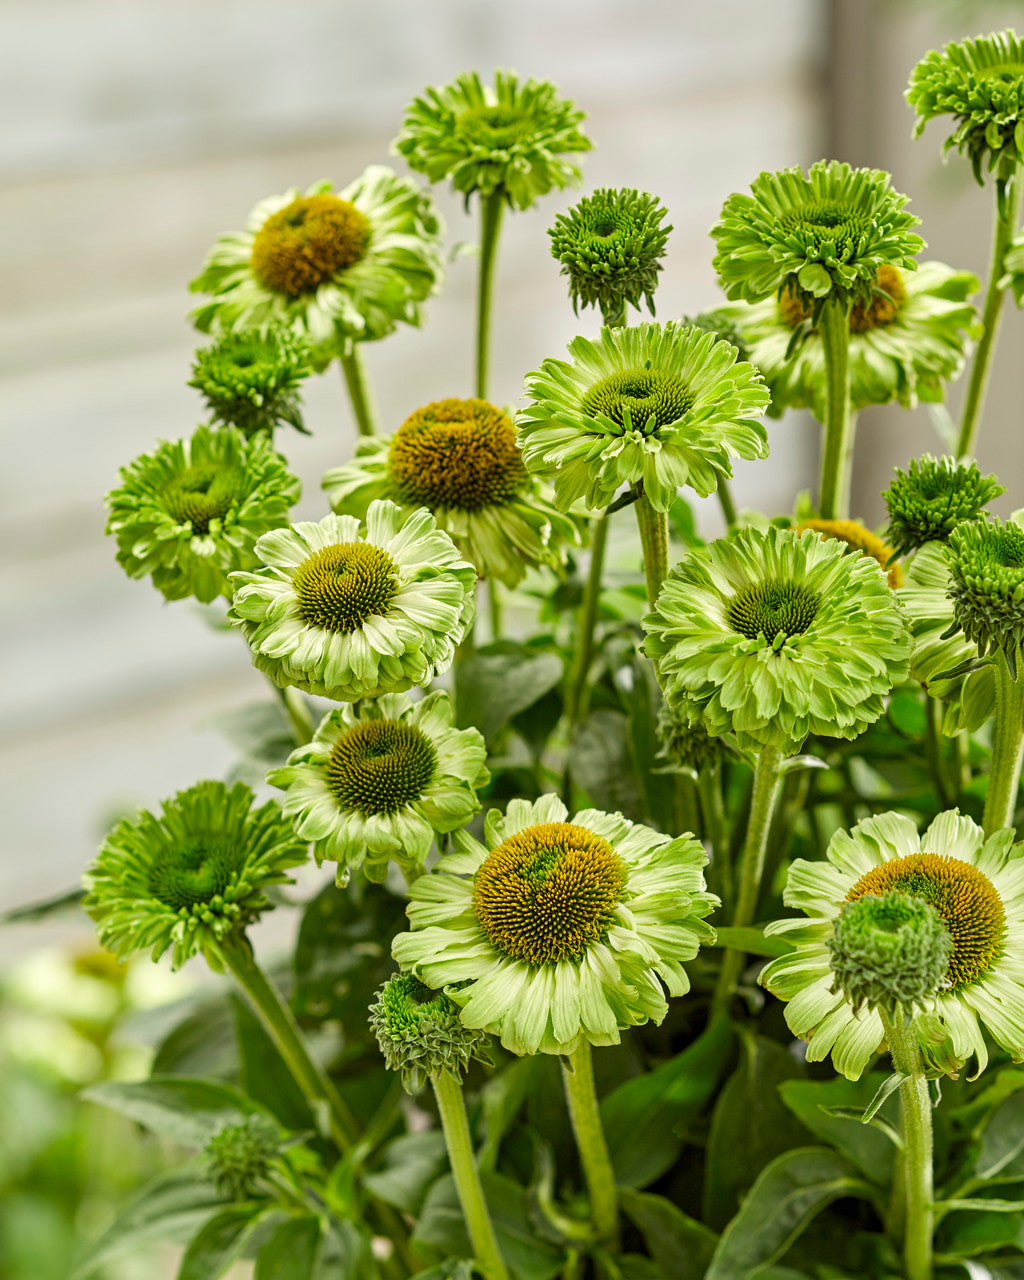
[561, 1043, 620, 1249]
[339, 346, 380, 437]
[881, 1011, 934, 1280]
[634, 492, 669, 608]
[817, 298, 854, 521]
[564, 513, 610, 726]
[275, 684, 315, 746]
[476, 188, 506, 400]
[982, 653, 1024, 837]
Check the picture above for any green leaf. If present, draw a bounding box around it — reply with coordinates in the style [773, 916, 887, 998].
[705, 1148, 873, 1280]
[177, 1204, 264, 1280]
[315, 1221, 374, 1279]
[71, 1172, 227, 1279]
[703, 1035, 808, 1230]
[619, 1188, 718, 1280]
[778, 1075, 899, 1186]
[937, 1206, 1024, 1259]
[479, 1055, 547, 1171]
[411, 1263, 475, 1280]
[568, 709, 645, 823]
[624, 658, 677, 832]
[601, 1016, 733, 1188]
[232, 993, 313, 1134]
[363, 1130, 448, 1215]
[454, 642, 563, 744]
[708, 926, 794, 957]
[413, 1171, 563, 1280]
[83, 1076, 264, 1148]
[970, 1089, 1024, 1184]
[208, 699, 296, 785]
[797, 262, 831, 296]
[254, 1216, 323, 1280]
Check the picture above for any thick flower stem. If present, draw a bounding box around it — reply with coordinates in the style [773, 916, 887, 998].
[564, 512, 610, 726]
[957, 168, 1023, 459]
[476, 188, 506, 400]
[339, 345, 380, 437]
[982, 653, 1024, 837]
[881, 1011, 934, 1280]
[716, 478, 739, 529]
[817, 298, 854, 521]
[275, 684, 315, 746]
[432, 1070, 510, 1280]
[713, 745, 785, 1015]
[561, 1043, 620, 1250]
[220, 938, 358, 1152]
[634, 492, 670, 608]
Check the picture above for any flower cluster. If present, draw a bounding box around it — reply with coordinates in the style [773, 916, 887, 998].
[884, 454, 1003, 560]
[370, 972, 492, 1092]
[204, 1116, 281, 1200]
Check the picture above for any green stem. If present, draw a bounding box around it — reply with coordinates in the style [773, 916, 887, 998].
[712, 746, 785, 1015]
[982, 653, 1024, 837]
[488, 579, 503, 642]
[564, 513, 610, 726]
[923, 695, 954, 810]
[957, 168, 1023, 458]
[475, 189, 506, 400]
[432, 1070, 510, 1280]
[600, 298, 628, 329]
[716, 478, 738, 529]
[561, 1043, 619, 1249]
[275, 684, 316, 746]
[817, 298, 854, 521]
[697, 765, 732, 904]
[881, 1011, 934, 1280]
[220, 938, 358, 1152]
[339, 346, 380, 438]
[634, 492, 669, 608]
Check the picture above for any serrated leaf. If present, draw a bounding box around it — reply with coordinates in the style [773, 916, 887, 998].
[83, 1076, 264, 1148]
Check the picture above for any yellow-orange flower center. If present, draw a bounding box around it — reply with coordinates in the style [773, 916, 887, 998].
[291, 541, 397, 633]
[797, 518, 903, 589]
[779, 264, 906, 333]
[251, 195, 370, 297]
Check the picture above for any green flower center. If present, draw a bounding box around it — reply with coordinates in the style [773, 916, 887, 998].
[779, 264, 906, 332]
[326, 719, 437, 814]
[473, 821, 627, 966]
[388, 398, 526, 512]
[726, 580, 821, 644]
[580, 367, 692, 434]
[292, 541, 398, 633]
[162, 465, 241, 535]
[147, 835, 237, 912]
[987, 526, 1024, 570]
[846, 853, 1005, 989]
[778, 200, 873, 263]
[456, 104, 534, 149]
[251, 194, 370, 297]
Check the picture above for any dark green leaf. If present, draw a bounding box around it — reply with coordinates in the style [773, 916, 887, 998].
[601, 1016, 733, 1188]
[705, 1148, 872, 1280]
[363, 1130, 448, 1215]
[779, 1075, 899, 1186]
[624, 658, 676, 832]
[83, 1077, 263, 1148]
[937, 1206, 1024, 1259]
[619, 1188, 718, 1280]
[479, 1055, 547, 1172]
[254, 1216, 323, 1280]
[150, 998, 240, 1078]
[177, 1204, 264, 1280]
[454, 643, 563, 744]
[568, 709, 644, 823]
[411, 1263, 475, 1280]
[232, 993, 313, 1134]
[315, 1221, 374, 1279]
[970, 1090, 1024, 1183]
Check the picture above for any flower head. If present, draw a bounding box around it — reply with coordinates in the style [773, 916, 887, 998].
[679, 308, 751, 362]
[392, 795, 716, 1056]
[190, 169, 444, 355]
[518, 321, 769, 513]
[907, 31, 1024, 184]
[322, 397, 579, 587]
[643, 526, 911, 755]
[722, 262, 978, 418]
[84, 781, 307, 969]
[393, 70, 591, 210]
[204, 1116, 281, 1200]
[761, 810, 1024, 1078]
[370, 972, 492, 1092]
[795, 518, 902, 589]
[712, 161, 923, 313]
[947, 517, 1024, 677]
[189, 328, 314, 438]
[105, 425, 301, 604]
[884, 454, 1004, 561]
[228, 501, 476, 701]
[268, 692, 488, 884]
[548, 187, 671, 317]
[655, 704, 732, 777]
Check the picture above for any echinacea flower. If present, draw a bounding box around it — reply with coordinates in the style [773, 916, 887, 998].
[204, 1116, 282, 1201]
[322, 397, 578, 587]
[517, 321, 769, 512]
[946, 517, 1024, 677]
[712, 161, 923, 313]
[643, 526, 911, 755]
[189, 327, 314, 437]
[370, 971, 492, 1092]
[83, 781, 307, 969]
[392, 795, 716, 1056]
[548, 187, 671, 318]
[228, 501, 476, 702]
[795, 518, 903, 589]
[761, 809, 1024, 1078]
[190, 169, 444, 354]
[883, 454, 1003, 561]
[393, 70, 591, 210]
[907, 30, 1024, 184]
[105, 424, 301, 604]
[268, 692, 488, 883]
[721, 261, 978, 417]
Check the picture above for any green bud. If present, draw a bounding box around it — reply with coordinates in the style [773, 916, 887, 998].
[203, 1114, 280, 1200]
[654, 703, 731, 777]
[369, 972, 491, 1093]
[679, 308, 750, 364]
[190, 328, 314, 438]
[945, 517, 1024, 677]
[883, 454, 1003, 560]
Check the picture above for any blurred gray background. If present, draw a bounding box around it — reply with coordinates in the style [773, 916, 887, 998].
[2, 0, 1023, 958]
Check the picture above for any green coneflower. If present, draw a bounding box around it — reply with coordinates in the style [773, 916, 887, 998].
[549, 187, 671, 321]
[105, 425, 301, 604]
[946, 517, 1024, 677]
[268, 692, 489, 884]
[761, 809, 1024, 1079]
[83, 781, 307, 970]
[322, 397, 579, 587]
[190, 169, 444, 355]
[517, 321, 769, 513]
[393, 70, 591, 212]
[643, 526, 911, 756]
[370, 972, 492, 1092]
[392, 795, 716, 1057]
[203, 1115, 282, 1201]
[883, 454, 1003, 561]
[228, 501, 476, 702]
[189, 328, 314, 438]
